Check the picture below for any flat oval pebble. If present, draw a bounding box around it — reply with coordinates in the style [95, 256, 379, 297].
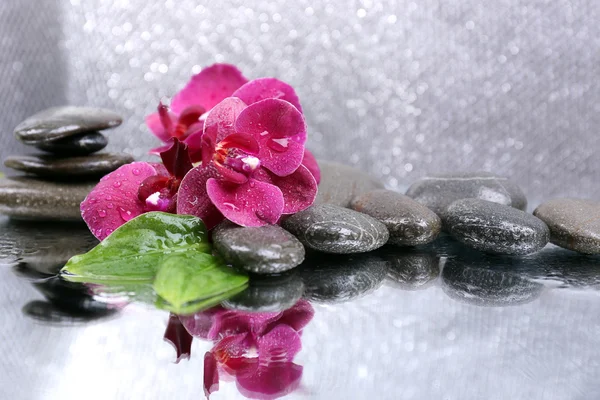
[35, 131, 108, 156]
[444, 199, 549, 255]
[0, 177, 95, 221]
[406, 172, 527, 215]
[315, 161, 384, 207]
[4, 152, 134, 179]
[351, 189, 441, 246]
[282, 204, 389, 254]
[14, 106, 122, 144]
[533, 198, 600, 254]
[213, 222, 305, 274]
[298, 252, 388, 303]
[221, 272, 305, 312]
[441, 259, 543, 307]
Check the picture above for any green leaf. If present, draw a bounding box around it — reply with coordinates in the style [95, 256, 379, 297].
[61, 212, 210, 283]
[153, 252, 248, 315]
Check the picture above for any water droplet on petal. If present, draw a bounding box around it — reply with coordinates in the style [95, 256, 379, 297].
[105, 195, 112, 201]
[132, 168, 141, 176]
[107, 203, 114, 209]
[98, 210, 107, 218]
[113, 181, 122, 188]
[249, 181, 256, 188]
[268, 138, 289, 152]
[105, 228, 114, 236]
[118, 207, 134, 222]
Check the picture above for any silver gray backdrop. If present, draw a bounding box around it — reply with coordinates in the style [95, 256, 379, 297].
[1, 0, 598, 201]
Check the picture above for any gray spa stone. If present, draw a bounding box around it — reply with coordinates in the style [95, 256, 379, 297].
[405, 172, 527, 216]
[533, 198, 600, 254]
[315, 161, 384, 207]
[14, 106, 122, 144]
[351, 189, 441, 246]
[0, 177, 95, 221]
[282, 204, 389, 254]
[213, 222, 305, 274]
[4, 153, 133, 179]
[443, 198, 549, 255]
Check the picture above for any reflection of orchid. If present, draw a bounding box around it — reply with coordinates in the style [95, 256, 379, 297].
[164, 300, 314, 399]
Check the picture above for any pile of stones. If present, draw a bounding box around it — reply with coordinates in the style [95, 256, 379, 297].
[214, 163, 600, 275]
[0, 106, 133, 221]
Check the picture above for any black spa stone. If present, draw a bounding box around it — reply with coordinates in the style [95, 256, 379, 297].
[34, 131, 108, 156]
[443, 199, 549, 255]
[282, 204, 389, 254]
[14, 106, 122, 144]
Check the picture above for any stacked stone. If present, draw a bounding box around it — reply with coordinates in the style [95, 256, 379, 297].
[0, 106, 133, 221]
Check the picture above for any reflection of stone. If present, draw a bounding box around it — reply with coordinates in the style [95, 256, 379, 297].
[0, 218, 98, 274]
[222, 271, 305, 312]
[441, 258, 544, 306]
[382, 247, 440, 290]
[298, 252, 388, 303]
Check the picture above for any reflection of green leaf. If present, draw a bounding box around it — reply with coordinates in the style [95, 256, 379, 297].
[61, 212, 210, 283]
[153, 253, 248, 315]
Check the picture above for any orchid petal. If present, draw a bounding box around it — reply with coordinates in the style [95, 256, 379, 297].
[256, 165, 317, 214]
[179, 308, 223, 340]
[163, 313, 193, 363]
[204, 351, 220, 398]
[171, 64, 248, 114]
[235, 99, 306, 176]
[204, 97, 247, 146]
[149, 143, 173, 156]
[206, 178, 284, 227]
[233, 77, 303, 113]
[145, 112, 173, 143]
[301, 149, 321, 184]
[274, 299, 314, 333]
[177, 166, 224, 230]
[81, 162, 165, 240]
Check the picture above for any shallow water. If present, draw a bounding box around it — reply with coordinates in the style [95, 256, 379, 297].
[1, 216, 599, 400]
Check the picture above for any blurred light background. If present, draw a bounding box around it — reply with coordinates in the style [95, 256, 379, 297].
[1, 0, 598, 199]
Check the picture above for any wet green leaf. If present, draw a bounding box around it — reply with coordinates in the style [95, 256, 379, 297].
[61, 212, 210, 283]
[153, 253, 248, 315]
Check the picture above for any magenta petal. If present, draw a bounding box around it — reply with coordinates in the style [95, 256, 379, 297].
[171, 64, 248, 114]
[81, 162, 162, 240]
[163, 313, 193, 363]
[145, 112, 173, 142]
[206, 178, 284, 227]
[257, 324, 302, 362]
[232, 77, 303, 113]
[179, 307, 223, 340]
[275, 299, 315, 333]
[235, 99, 306, 176]
[149, 143, 173, 156]
[301, 149, 321, 184]
[177, 166, 224, 230]
[204, 351, 220, 398]
[260, 165, 317, 214]
[204, 97, 247, 145]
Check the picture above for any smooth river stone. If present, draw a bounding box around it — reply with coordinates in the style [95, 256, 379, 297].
[441, 258, 543, 307]
[35, 131, 108, 156]
[282, 204, 389, 254]
[213, 222, 305, 274]
[14, 106, 122, 144]
[4, 152, 134, 179]
[0, 177, 95, 221]
[351, 189, 441, 246]
[298, 252, 388, 303]
[406, 172, 527, 215]
[315, 161, 384, 207]
[221, 272, 305, 312]
[533, 198, 600, 254]
[444, 199, 549, 255]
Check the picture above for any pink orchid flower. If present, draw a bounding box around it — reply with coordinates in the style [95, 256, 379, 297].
[165, 300, 314, 400]
[177, 96, 318, 228]
[80, 140, 193, 240]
